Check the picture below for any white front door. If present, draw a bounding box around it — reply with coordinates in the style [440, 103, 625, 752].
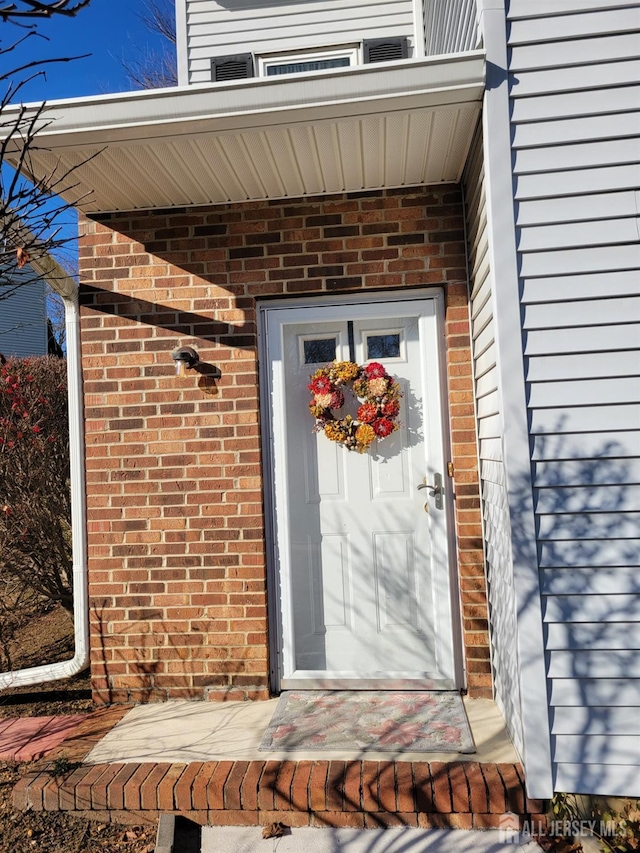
[262, 293, 460, 690]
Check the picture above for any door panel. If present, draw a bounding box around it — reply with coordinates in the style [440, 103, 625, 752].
[265, 296, 458, 689]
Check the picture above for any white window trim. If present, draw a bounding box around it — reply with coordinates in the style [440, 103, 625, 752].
[257, 45, 361, 78]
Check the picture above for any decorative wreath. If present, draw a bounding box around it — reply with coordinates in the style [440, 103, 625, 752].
[308, 361, 403, 453]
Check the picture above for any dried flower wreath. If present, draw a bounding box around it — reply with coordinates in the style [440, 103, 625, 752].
[308, 360, 402, 453]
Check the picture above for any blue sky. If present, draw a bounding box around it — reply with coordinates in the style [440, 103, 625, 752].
[2, 2, 175, 277]
[5, 0, 173, 102]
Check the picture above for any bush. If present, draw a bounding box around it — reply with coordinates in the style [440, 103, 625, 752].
[0, 356, 72, 616]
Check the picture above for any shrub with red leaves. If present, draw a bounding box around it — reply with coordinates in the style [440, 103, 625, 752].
[0, 357, 72, 617]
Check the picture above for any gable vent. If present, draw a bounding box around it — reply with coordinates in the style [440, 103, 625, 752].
[363, 37, 408, 64]
[211, 54, 254, 82]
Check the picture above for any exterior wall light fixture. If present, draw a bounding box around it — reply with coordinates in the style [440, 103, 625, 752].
[171, 347, 221, 394]
[172, 345, 200, 375]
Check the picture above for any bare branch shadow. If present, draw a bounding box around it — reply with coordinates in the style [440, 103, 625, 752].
[508, 420, 640, 795]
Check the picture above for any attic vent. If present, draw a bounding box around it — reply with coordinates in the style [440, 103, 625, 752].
[363, 37, 408, 64]
[211, 54, 254, 82]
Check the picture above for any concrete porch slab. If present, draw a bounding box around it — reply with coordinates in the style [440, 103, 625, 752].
[201, 826, 545, 852]
[82, 697, 518, 765]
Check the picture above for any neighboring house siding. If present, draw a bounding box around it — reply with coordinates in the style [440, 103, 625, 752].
[463, 124, 525, 762]
[185, 0, 417, 84]
[507, 0, 640, 795]
[0, 268, 47, 358]
[425, 0, 480, 56]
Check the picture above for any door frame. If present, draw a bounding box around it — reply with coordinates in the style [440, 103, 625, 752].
[258, 288, 464, 694]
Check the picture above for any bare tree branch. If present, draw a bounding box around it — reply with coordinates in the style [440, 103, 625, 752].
[122, 0, 177, 90]
[140, 0, 174, 44]
[0, 94, 99, 293]
[0, 0, 90, 21]
[122, 45, 177, 90]
[0, 4, 96, 299]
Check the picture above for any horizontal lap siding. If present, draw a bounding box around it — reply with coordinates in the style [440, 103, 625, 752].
[0, 271, 47, 357]
[464, 128, 525, 758]
[507, 0, 640, 796]
[185, 0, 415, 83]
[425, 0, 480, 56]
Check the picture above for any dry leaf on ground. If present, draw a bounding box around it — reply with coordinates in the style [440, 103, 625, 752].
[262, 821, 289, 839]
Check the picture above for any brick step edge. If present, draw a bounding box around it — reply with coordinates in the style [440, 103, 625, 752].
[13, 759, 546, 828]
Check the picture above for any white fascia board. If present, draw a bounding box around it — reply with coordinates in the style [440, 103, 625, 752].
[5, 52, 484, 149]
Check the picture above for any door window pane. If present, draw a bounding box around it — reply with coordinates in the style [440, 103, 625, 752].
[303, 338, 337, 364]
[366, 333, 401, 360]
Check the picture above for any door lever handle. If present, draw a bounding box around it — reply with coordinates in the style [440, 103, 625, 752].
[417, 473, 444, 509]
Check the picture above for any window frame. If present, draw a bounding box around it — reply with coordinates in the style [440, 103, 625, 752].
[257, 45, 360, 78]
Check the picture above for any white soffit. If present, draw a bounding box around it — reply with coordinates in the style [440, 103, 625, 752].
[9, 53, 484, 212]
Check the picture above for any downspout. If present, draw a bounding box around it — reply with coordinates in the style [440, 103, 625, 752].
[0, 271, 89, 689]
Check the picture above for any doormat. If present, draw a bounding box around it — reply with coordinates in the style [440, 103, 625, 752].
[259, 691, 475, 753]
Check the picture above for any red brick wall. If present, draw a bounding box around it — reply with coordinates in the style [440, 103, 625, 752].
[79, 186, 491, 704]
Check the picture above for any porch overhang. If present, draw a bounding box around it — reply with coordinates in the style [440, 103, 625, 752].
[7, 52, 485, 213]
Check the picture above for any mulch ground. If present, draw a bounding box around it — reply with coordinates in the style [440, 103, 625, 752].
[0, 604, 157, 853]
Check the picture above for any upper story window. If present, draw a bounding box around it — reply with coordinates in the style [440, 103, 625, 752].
[260, 47, 358, 77]
[210, 38, 408, 83]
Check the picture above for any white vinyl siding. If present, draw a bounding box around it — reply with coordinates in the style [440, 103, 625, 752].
[0, 268, 47, 358]
[506, 0, 640, 797]
[184, 0, 416, 84]
[425, 0, 480, 55]
[464, 123, 525, 762]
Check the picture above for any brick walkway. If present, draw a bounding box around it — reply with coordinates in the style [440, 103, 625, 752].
[0, 715, 85, 761]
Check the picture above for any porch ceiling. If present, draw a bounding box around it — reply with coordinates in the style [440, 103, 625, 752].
[8, 52, 484, 213]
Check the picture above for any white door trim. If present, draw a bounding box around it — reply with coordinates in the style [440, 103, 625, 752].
[258, 289, 463, 693]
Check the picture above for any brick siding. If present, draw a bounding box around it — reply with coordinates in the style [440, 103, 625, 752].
[78, 186, 491, 704]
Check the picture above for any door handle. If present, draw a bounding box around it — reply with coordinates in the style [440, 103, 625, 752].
[417, 472, 444, 509]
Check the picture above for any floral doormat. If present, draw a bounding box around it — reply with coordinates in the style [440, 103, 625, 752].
[259, 691, 475, 753]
